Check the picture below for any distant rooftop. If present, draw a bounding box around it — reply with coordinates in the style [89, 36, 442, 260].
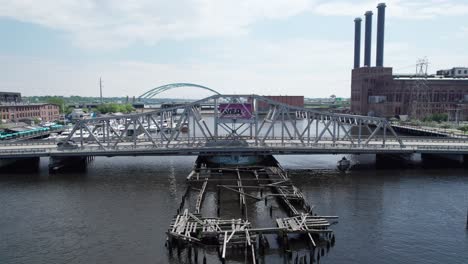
[0, 102, 57, 106]
[436, 67, 468, 78]
[393, 66, 468, 80]
[393, 74, 468, 81]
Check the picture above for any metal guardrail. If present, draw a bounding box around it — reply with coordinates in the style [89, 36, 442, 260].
[1, 134, 468, 148]
[0, 148, 48, 154]
[0, 140, 58, 146]
[2, 140, 468, 157]
[392, 124, 468, 139]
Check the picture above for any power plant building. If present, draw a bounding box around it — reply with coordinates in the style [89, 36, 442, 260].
[350, 3, 468, 120]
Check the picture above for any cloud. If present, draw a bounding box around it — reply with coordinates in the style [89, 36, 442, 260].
[456, 26, 468, 39]
[1, 0, 466, 98]
[313, 0, 468, 19]
[2, 31, 466, 99]
[0, 0, 312, 49]
[1, 0, 467, 49]
[0, 37, 355, 98]
[0, 0, 468, 49]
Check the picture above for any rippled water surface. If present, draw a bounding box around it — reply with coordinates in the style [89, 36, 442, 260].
[1, 155, 467, 264]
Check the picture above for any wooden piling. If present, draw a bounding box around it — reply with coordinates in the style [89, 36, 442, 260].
[167, 238, 172, 254]
[166, 162, 338, 263]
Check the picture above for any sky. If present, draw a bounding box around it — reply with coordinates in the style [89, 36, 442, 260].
[0, 0, 467, 99]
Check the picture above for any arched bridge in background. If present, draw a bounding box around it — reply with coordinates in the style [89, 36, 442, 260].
[138, 83, 220, 100]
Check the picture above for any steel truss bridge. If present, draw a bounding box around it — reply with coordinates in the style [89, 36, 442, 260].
[1, 94, 468, 158]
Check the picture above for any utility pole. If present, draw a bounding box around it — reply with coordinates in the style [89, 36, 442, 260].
[99, 77, 103, 103]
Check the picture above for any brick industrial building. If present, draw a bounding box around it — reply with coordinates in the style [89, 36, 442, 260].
[0, 92, 60, 122]
[0, 103, 60, 122]
[350, 3, 468, 120]
[257, 96, 304, 112]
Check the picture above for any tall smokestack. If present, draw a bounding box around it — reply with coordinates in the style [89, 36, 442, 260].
[364, 11, 373, 67]
[353, 17, 362, 69]
[376, 3, 386, 67]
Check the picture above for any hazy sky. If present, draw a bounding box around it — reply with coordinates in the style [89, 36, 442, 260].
[1, 0, 467, 99]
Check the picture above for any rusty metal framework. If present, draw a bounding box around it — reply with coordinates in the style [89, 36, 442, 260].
[65, 94, 404, 151]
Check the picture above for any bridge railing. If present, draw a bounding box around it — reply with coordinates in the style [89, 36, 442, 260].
[2, 135, 468, 148]
[3, 140, 468, 158]
[392, 123, 468, 139]
[4, 136, 468, 149]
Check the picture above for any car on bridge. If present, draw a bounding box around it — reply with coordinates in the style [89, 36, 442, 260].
[57, 139, 78, 150]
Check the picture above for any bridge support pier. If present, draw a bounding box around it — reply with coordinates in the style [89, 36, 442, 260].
[49, 156, 92, 172]
[0, 157, 40, 172]
[375, 153, 413, 168]
[421, 153, 464, 167]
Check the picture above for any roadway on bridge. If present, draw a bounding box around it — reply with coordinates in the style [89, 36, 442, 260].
[1, 137, 468, 158]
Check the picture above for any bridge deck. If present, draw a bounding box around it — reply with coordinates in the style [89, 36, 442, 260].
[1, 137, 468, 158]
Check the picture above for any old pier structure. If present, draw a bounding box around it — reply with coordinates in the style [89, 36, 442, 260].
[166, 156, 338, 263]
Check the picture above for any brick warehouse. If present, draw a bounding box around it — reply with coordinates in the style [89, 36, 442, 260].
[350, 3, 468, 120]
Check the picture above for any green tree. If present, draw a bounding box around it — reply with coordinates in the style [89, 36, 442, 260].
[46, 97, 65, 113]
[95, 103, 134, 114]
[33, 117, 41, 125]
[422, 113, 448, 123]
[458, 125, 468, 134]
[65, 107, 74, 115]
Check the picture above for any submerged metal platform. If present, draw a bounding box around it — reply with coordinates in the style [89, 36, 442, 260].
[166, 156, 338, 263]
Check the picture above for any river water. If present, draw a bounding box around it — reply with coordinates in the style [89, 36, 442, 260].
[1, 154, 467, 264]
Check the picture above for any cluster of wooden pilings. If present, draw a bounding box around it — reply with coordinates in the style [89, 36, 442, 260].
[166, 156, 338, 263]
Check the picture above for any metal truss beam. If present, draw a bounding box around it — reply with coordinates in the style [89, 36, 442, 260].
[65, 94, 404, 151]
